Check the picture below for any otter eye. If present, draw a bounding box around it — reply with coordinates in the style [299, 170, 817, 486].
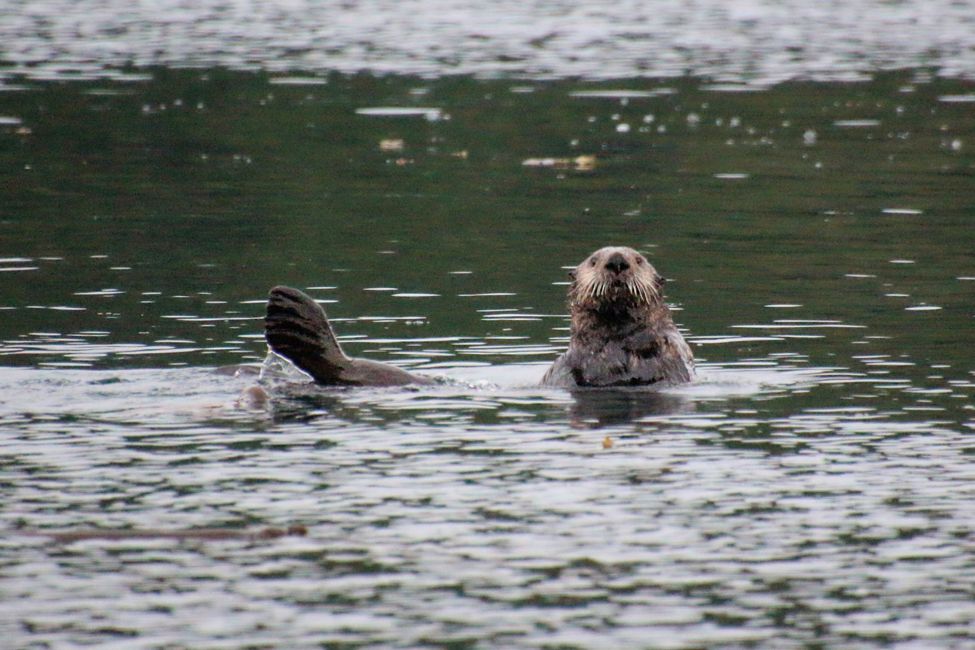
[636, 258, 644, 265]
[589, 257, 597, 267]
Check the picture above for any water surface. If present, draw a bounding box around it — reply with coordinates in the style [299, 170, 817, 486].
[1, 6, 975, 648]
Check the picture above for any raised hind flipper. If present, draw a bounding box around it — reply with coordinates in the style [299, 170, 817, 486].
[264, 285, 433, 386]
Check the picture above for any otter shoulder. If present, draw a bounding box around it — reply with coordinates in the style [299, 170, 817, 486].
[541, 330, 694, 388]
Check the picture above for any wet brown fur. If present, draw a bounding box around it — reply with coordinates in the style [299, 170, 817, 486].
[541, 246, 695, 388]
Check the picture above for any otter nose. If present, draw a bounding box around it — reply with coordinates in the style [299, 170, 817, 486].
[604, 253, 629, 274]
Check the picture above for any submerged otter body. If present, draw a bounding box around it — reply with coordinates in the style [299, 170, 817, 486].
[264, 286, 434, 386]
[540, 246, 695, 388]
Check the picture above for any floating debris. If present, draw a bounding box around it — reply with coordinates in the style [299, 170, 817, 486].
[522, 155, 596, 171]
[379, 138, 405, 152]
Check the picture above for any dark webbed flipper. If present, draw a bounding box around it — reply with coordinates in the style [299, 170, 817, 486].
[265, 285, 350, 384]
[264, 285, 434, 386]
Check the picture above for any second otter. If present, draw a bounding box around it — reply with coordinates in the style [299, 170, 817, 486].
[540, 246, 695, 388]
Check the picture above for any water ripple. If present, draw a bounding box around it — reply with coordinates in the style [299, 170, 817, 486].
[1, 1, 974, 81]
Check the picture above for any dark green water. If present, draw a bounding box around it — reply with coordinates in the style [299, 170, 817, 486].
[2, 68, 975, 648]
[2, 71, 973, 372]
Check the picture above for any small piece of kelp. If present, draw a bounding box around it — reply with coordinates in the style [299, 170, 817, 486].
[22, 524, 308, 544]
[522, 155, 596, 171]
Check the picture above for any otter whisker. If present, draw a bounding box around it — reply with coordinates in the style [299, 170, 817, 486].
[579, 279, 596, 302]
[630, 281, 641, 304]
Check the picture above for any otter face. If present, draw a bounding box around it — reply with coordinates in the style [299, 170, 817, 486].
[568, 246, 663, 310]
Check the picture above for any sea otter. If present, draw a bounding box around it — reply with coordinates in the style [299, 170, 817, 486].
[539, 246, 695, 387]
[263, 246, 693, 388]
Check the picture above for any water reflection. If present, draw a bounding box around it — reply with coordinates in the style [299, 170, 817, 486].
[3, 1, 975, 82]
[2, 348, 974, 648]
[566, 387, 693, 427]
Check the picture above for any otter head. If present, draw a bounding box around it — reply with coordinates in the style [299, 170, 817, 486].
[568, 246, 664, 313]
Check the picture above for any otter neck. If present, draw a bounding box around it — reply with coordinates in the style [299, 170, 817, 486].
[570, 301, 659, 339]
